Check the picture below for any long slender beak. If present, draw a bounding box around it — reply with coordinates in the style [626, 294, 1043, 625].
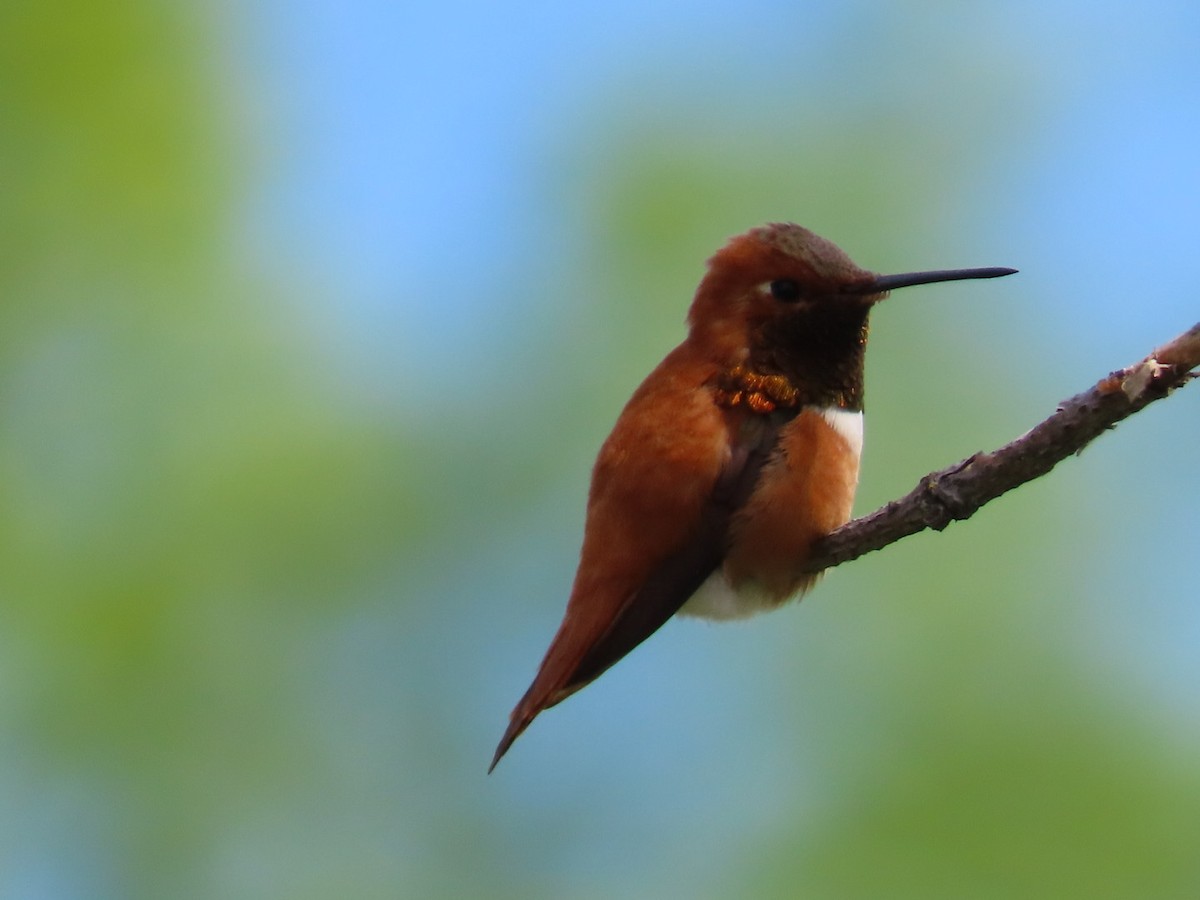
[847, 266, 1017, 296]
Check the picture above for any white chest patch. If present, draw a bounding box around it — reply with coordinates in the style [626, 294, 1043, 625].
[819, 406, 864, 461]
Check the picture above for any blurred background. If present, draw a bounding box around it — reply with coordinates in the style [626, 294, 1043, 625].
[2, 0, 1199, 897]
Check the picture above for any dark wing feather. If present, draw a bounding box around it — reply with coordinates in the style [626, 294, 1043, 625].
[489, 408, 793, 771]
[567, 409, 788, 687]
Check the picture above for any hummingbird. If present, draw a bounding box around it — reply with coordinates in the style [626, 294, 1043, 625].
[490, 223, 1015, 771]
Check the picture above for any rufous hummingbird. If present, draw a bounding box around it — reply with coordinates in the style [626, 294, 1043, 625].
[490, 222, 1015, 771]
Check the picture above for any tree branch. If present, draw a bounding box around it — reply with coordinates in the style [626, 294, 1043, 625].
[803, 321, 1200, 574]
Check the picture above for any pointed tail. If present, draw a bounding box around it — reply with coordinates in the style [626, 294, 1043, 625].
[488, 709, 533, 773]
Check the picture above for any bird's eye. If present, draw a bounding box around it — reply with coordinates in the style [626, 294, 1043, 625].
[769, 279, 803, 302]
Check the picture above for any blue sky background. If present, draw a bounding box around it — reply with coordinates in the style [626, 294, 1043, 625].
[242, 0, 1200, 680]
[3, 0, 1200, 896]
[247, 0, 1200, 340]
[255, 0, 1200, 891]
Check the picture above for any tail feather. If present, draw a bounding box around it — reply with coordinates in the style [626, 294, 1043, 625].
[488, 714, 528, 774]
[488, 673, 574, 773]
[488, 472, 741, 771]
[489, 626, 602, 772]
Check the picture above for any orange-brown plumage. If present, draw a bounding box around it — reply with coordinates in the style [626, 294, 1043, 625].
[721, 407, 860, 601]
[489, 224, 1015, 771]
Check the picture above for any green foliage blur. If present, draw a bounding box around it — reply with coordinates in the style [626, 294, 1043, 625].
[1, 2, 1197, 898]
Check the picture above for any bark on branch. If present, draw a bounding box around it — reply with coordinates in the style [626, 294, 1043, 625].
[803, 321, 1200, 574]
